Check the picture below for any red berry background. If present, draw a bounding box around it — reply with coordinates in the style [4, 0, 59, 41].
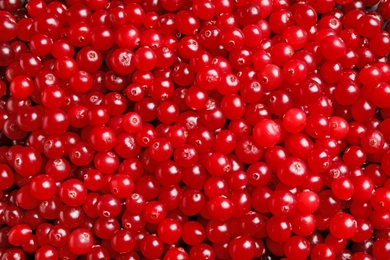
[1, 0, 390, 259]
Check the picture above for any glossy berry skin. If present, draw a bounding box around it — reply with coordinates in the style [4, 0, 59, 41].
[182, 221, 206, 246]
[110, 229, 136, 253]
[0, 164, 15, 190]
[373, 238, 390, 260]
[109, 174, 134, 199]
[266, 216, 292, 243]
[35, 245, 58, 260]
[277, 157, 309, 187]
[10, 75, 35, 99]
[268, 190, 297, 218]
[329, 212, 357, 239]
[68, 228, 94, 255]
[207, 196, 234, 221]
[29, 175, 57, 201]
[284, 236, 311, 259]
[8, 224, 32, 246]
[96, 194, 122, 218]
[320, 35, 346, 61]
[283, 108, 307, 133]
[311, 244, 336, 260]
[253, 119, 281, 147]
[58, 179, 87, 207]
[140, 235, 164, 259]
[88, 126, 116, 152]
[143, 201, 167, 224]
[228, 235, 256, 260]
[11, 147, 42, 177]
[157, 218, 182, 244]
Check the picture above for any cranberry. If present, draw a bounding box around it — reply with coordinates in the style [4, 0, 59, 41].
[58, 179, 87, 207]
[253, 119, 281, 147]
[110, 229, 136, 254]
[140, 234, 164, 259]
[8, 224, 33, 246]
[68, 228, 93, 255]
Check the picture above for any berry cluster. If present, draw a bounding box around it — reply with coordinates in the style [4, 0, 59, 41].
[1, 0, 390, 259]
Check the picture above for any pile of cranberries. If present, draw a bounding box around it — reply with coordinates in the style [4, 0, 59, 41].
[2, 0, 390, 259]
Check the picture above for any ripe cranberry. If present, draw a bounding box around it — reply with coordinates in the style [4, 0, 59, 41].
[68, 228, 94, 255]
[110, 229, 136, 254]
[0, 163, 15, 191]
[228, 235, 256, 260]
[277, 157, 309, 187]
[253, 119, 281, 147]
[8, 224, 32, 246]
[10, 75, 34, 100]
[157, 218, 182, 244]
[140, 235, 164, 259]
[29, 175, 56, 201]
[329, 212, 357, 239]
[58, 179, 87, 207]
